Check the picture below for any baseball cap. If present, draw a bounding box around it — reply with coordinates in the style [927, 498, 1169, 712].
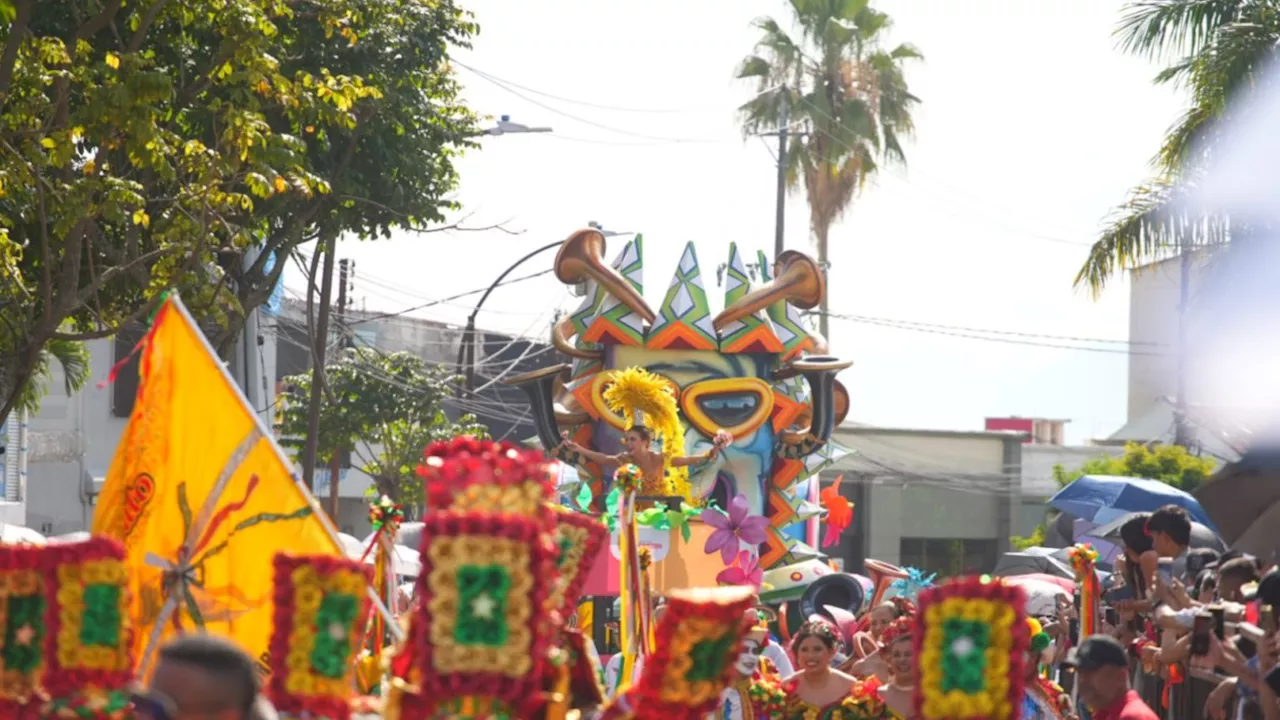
[1062, 635, 1128, 671]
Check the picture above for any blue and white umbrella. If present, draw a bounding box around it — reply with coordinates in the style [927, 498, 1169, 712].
[1049, 474, 1217, 530]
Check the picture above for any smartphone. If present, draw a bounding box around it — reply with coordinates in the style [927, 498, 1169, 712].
[1068, 618, 1080, 645]
[1210, 605, 1226, 639]
[1105, 584, 1135, 603]
[1262, 605, 1277, 634]
[1238, 636, 1258, 660]
[1157, 559, 1174, 585]
[1190, 613, 1212, 656]
[1105, 607, 1120, 627]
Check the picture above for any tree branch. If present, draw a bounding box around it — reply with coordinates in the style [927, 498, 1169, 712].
[76, 0, 126, 41]
[0, 0, 33, 103]
[72, 245, 177, 307]
[127, 0, 172, 54]
[49, 291, 168, 341]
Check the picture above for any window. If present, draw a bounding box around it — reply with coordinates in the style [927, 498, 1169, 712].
[112, 324, 148, 418]
[899, 538, 998, 578]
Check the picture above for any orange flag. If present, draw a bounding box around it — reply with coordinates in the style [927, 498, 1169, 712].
[92, 295, 342, 676]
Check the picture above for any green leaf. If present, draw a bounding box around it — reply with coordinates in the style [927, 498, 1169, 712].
[575, 483, 593, 511]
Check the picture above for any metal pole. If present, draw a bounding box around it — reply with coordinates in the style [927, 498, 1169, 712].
[1174, 243, 1192, 448]
[774, 85, 789, 260]
[329, 258, 349, 521]
[301, 231, 337, 492]
[461, 239, 564, 393]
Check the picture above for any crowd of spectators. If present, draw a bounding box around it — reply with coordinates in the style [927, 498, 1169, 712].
[1034, 505, 1278, 720]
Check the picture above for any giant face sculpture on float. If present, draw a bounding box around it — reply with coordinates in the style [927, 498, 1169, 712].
[507, 228, 854, 596]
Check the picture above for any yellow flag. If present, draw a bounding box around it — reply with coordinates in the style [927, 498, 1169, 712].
[93, 296, 342, 676]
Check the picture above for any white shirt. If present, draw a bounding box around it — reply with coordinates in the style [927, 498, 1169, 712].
[762, 639, 794, 676]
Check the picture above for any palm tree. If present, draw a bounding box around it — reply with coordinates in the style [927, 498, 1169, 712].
[737, 0, 920, 337]
[1076, 0, 1279, 295]
[12, 338, 90, 416]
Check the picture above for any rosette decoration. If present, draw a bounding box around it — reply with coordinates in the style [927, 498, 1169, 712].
[548, 507, 608, 620]
[0, 543, 45, 715]
[267, 553, 372, 720]
[599, 585, 756, 720]
[388, 436, 562, 720]
[19, 537, 135, 719]
[361, 495, 406, 671]
[1067, 543, 1100, 639]
[913, 576, 1029, 720]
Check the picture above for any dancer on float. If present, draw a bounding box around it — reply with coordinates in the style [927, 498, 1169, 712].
[558, 367, 731, 497]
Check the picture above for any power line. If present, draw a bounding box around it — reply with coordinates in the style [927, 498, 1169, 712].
[457, 62, 722, 144]
[456, 61, 721, 115]
[822, 311, 1163, 347]
[825, 312, 1167, 356]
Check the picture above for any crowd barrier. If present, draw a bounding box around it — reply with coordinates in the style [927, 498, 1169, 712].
[1132, 662, 1224, 720]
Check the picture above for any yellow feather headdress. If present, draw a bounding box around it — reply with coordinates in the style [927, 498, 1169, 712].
[602, 367, 691, 500]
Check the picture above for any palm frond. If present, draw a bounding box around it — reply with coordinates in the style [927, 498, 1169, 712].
[12, 338, 92, 416]
[1075, 178, 1228, 296]
[1115, 0, 1241, 61]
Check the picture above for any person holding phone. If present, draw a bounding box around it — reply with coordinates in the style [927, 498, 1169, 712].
[1146, 505, 1192, 584]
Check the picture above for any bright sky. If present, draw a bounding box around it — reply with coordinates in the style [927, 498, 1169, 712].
[285, 0, 1187, 444]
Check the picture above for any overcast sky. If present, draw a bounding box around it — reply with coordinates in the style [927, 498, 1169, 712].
[284, 0, 1187, 445]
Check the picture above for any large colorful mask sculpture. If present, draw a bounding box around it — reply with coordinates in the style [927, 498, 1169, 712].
[508, 228, 853, 596]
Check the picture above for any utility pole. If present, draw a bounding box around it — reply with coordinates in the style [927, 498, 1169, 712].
[1174, 242, 1193, 449]
[329, 258, 350, 521]
[300, 232, 337, 493]
[773, 86, 789, 261]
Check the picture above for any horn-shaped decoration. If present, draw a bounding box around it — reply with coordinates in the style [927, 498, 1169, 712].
[505, 363, 572, 453]
[555, 229, 656, 325]
[552, 315, 603, 360]
[552, 375, 591, 425]
[776, 356, 852, 458]
[863, 558, 910, 610]
[712, 250, 824, 331]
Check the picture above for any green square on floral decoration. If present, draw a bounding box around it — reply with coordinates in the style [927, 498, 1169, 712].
[556, 536, 575, 568]
[455, 565, 512, 647]
[310, 591, 358, 679]
[685, 632, 736, 683]
[2, 594, 45, 673]
[940, 618, 990, 693]
[81, 584, 122, 648]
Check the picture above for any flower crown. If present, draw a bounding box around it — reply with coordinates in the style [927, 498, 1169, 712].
[881, 616, 914, 646]
[890, 596, 918, 619]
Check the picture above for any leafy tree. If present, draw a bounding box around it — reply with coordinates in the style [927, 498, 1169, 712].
[12, 337, 88, 415]
[1076, 0, 1276, 294]
[275, 347, 486, 507]
[736, 0, 921, 337]
[1010, 442, 1218, 546]
[0, 0, 477, 425]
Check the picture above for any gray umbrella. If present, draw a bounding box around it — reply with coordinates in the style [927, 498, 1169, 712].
[1088, 511, 1226, 552]
[992, 547, 1075, 579]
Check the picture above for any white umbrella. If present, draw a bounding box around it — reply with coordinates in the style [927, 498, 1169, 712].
[337, 532, 365, 558]
[361, 544, 421, 579]
[1002, 576, 1071, 617]
[0, 524, 46, 545]
[49, 531, 92, 544]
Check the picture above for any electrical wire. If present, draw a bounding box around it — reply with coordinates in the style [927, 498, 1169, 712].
[822, 310, 1164, 347]
[457, 62, 723, 144]
[823, 312, 1169, 356]
[456, 61, 725, 115]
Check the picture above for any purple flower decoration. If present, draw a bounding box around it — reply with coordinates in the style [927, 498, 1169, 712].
[716, 550, 765, 590]
[700, 493, 769, 565]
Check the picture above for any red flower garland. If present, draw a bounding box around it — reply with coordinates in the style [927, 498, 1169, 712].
[267, 553, 372, 720]
[38, 536, 135, 719]
[550, 509, 608, 619]
[623, 585, 756, 720]
[913, 576, 1029, 720]
[416, 436, 554, 512]
[0, 542, 45, 716]
[408, 511, 556, 717]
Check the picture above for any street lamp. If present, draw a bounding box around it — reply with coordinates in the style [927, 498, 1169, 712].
[483, 115, 553, 136]
[456, 223, 634, 393]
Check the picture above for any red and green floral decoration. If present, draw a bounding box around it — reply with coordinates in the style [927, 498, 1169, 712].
[913, 576, 1030, 720]
[601, 585, 756, 720]
[38, 537, 136, 719]
[268, 553, 372, 720]
[0, 544, 46, 716]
